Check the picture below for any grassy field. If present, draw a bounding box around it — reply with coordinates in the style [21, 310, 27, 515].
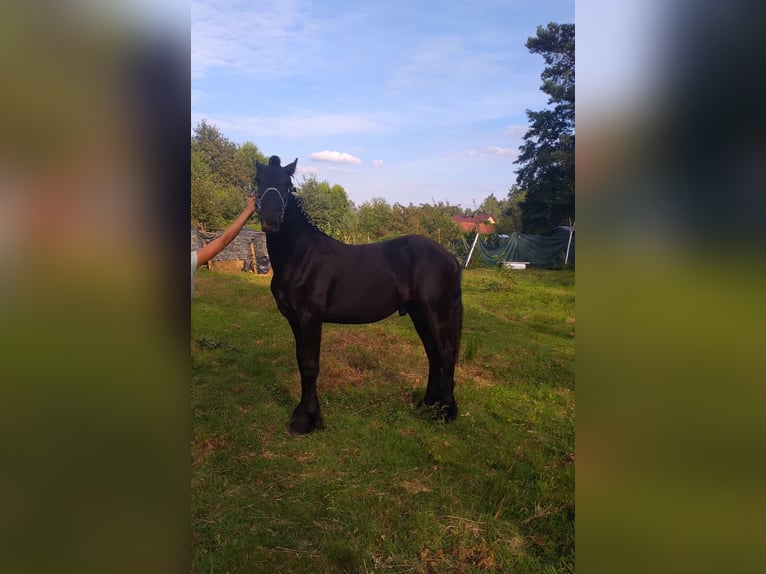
[191, 266, 574, 573]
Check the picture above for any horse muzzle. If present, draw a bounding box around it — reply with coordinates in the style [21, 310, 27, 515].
[260, 218, 280, 233]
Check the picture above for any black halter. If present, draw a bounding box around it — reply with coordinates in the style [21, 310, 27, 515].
[256, 184, 293, 222]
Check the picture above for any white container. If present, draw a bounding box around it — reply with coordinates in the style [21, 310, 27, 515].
[504, 262, 530, 270]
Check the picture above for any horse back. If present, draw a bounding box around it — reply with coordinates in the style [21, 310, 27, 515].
[385, 234, 461, 290]
[272, 233, 460, 324]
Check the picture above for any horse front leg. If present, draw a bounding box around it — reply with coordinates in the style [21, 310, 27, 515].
[288, 316, 324, 434]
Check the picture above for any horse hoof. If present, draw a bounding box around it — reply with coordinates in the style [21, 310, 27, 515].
[436, 403, 458, 422]
[443, 403, 458, 422]
[416, 400, 457, 422]
[419, 395, 437, 408]
[289, 411, 324, 434]
[289, 417, 313, 434]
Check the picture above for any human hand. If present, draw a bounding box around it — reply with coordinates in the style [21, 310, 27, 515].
[244, 195, 256, 216]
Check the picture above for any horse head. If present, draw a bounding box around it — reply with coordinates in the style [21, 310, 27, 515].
[254, 155, 297, 233]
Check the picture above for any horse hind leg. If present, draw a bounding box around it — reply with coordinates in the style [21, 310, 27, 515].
[431, 324, 458, 422]
[438, 278, 463, 422]
[408, 304, 442, 408]
[410, 301, 460, 422]
[425, 280, 462, 422]
[438, 348, 458, 422]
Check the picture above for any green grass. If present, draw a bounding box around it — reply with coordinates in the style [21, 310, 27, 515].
[191, 266, 574, 573]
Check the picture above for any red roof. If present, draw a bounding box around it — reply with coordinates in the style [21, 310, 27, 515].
[451, 214, 497, 234]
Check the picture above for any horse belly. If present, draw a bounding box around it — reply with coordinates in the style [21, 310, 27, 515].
[324, 275, 400, 324]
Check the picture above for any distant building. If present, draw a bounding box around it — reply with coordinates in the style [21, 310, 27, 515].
[450, 214, 497, 235]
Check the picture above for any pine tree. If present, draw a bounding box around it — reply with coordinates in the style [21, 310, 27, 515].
[515, 23, 575, 233]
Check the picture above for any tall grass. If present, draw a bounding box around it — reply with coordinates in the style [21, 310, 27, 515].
[191, 267, 574, 573]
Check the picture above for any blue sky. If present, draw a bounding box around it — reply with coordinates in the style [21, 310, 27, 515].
[192, 0, 574, 208]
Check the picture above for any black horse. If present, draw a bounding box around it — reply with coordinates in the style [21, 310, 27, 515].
[254, 156, 462, 434]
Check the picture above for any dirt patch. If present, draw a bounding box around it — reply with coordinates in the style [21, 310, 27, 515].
[419, 542, 496, 573]
[191, 435, 228, 467]
[399, 479, 432, 494]
[317, 327, 426, 391]
[208, 260, 246, 273]
[456, 361, 499, 388]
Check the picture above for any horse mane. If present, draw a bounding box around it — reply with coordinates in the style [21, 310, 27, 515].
[289, 188, 336, 240]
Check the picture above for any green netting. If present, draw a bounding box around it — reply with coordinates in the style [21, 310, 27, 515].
[472, 227, 574, 268]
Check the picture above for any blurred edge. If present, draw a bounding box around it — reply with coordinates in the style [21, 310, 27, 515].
[3, 0, 766, 572]
[0, 2, 190, 574]
[578, 1, 766, 573]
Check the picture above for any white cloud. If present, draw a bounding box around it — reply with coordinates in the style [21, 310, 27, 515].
[310, 150, 362, 165]
[466, 147, 518, 160]
[372, 159, 384, 167]
[191, 0, 316, 79]
[485, 146, 517, 159]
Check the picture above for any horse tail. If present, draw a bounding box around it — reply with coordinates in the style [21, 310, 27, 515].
[450, 265, 463, 362]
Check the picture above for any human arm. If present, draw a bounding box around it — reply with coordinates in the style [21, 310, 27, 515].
[195, 196, 256, 267]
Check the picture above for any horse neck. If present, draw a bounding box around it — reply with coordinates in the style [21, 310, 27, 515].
[265, 196, 322, 272]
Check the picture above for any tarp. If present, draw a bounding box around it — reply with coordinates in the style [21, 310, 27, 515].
[473, 226, 574, 268]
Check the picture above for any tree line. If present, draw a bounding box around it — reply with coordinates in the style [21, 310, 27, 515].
[190, 120, 466, 246]
[191, 22, 574, 241]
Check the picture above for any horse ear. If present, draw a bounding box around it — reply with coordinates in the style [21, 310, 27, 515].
[284, 158, 298, 177]
[255, 160, 264, 173]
